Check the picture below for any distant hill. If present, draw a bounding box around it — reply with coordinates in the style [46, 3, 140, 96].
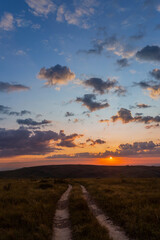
[0, 165, 160, 178]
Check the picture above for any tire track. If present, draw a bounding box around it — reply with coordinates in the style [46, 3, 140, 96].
[81, 185, 133, 240]
[52, 184, 72, 240]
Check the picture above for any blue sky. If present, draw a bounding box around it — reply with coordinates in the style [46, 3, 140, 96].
[0, 0, 160, 170]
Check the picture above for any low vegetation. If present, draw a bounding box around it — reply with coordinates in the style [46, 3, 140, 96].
[1, 176, 160, 240]
[69, 184, 112, 240]
[0, 178, 67, 240]
[79, 178, 160, 240]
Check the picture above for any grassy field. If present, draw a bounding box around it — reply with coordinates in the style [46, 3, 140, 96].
[69, 184, 112, 240]
[0, 178, 67, 240]
[79, 178, 160, 240]
[1, 176, 160, 240]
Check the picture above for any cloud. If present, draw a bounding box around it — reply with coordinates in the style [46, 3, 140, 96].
[37, 64, 75, 86]
[0, 82, 30, 93]
[31, 24, 41, 29]
[17, 118, 52, 126]
[136, 103, 151, 108]
[65, 112, 75, 117]
[147, 84, 160, 98]
[135, 81, 160, 98]
[119, 141, 156, 150]
[9, 110, 31, 116]
[136, 45, 160, 62]
[111, 108, 133, 123]
[82, 77, 126, 96]
[134, 81, 151, 88]
[76, 94, 109, 112]
[0, 128, 85, 157]
[108, 108, 160, 124]
[83, 78, 117, 94]
[113, 86, 127, 96]
[56, 0, 97, 28]
[150, 69, 160, 80]
[79, 35, 136, 59]
[79, 35, 118, 55]
[48, 140, 160, 159]
[116, 58, 130, 68]
[25, 0, 56, 17]
[86, 138, 106, 146]
[57, 130, 83, 148]
[0, 105, 31, 116]
[0, 128, 59, 157]
[145, 124, 160, 129]
[99, 119, 109, 123]
[0, 12, 14, 31]
[0, 105, 10, 114]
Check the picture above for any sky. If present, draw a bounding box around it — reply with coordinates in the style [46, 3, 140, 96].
[0, 0, 160, 170]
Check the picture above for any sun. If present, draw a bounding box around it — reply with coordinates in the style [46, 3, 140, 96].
[109, 156, 113, 160]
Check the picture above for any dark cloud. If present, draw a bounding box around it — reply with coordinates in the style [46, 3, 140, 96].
[109, 108, 160, 124]
[0, 128, 85, 157]
[83, 77, 126, 96]
[119, 141, 156, 150]
[113, 86, 127, 96]
[17, 118, 52, 126]
[0, 128, 59, 157]
[78, 34, 136, 59]
[136, 45, 160, 62]
[57, 130, 83, 148]
[0, 105, 10, 114]
[134, 81, 160, 98]
[0, 82, 30, 93]
[78, 35, 118, 55]
[136, 103, 151, 108]
[83, 78, 117, 94]
[37, 64, 75, 86]
[86, 138, 106, 146]
[135, 113, 143, 116]
[76, 94, 109, 112]
[149, 69, 160, 80]
[116, 58, 129, 67]
[65, 112, 74, 117]
[0, 105, 31, 116]
[111, 108, 133, 123]
[134, 81, 151, 88]
[48, 141, 160, 159]
[9, 110, 31, 116]
[145, 124, 160, 129]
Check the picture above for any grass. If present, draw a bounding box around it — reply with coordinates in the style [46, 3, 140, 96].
[0, 178, 67, 240]
[69, 184, 112, 240]
[1, 177, 160, 240]
[79, 178, 160, 240]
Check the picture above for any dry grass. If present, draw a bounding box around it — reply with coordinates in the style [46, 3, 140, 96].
[0, 178, 67, 240]
[69, 184, 112, 240]
[79, 178, 160, 240]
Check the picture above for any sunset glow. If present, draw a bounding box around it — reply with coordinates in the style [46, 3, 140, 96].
[0, 0, 160, 170]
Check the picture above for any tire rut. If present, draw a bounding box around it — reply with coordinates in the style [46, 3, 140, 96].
[81, 185, 134, 240]
[52, 184, 72, 240]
